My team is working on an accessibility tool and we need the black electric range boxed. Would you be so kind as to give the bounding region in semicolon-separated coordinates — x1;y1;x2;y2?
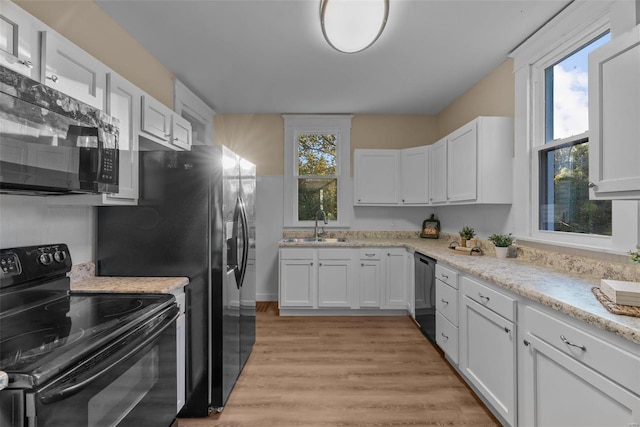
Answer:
0;244;179;427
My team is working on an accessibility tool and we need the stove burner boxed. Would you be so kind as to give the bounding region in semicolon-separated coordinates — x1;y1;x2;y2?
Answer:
44;297;145;318
0;326;85;366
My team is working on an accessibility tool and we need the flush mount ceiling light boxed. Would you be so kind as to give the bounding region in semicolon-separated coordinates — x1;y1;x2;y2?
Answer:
320;0;389;54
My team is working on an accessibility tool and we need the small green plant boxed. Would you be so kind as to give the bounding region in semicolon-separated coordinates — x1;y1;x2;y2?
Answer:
459;226;476;240
488;233;515;247
630;247;640;264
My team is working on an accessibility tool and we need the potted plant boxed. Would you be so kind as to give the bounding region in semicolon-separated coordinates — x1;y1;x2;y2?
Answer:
460;226;476;247
488;233;515;259
629;247;640;264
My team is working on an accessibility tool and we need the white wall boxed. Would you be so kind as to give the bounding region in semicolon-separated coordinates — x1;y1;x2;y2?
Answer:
0;195;95;263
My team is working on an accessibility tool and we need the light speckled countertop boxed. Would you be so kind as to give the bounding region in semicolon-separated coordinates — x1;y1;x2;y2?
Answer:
71;276;189;295
279;237;640;345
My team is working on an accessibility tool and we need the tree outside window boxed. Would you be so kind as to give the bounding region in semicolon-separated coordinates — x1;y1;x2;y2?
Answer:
539;32;612;236
297;133;338;221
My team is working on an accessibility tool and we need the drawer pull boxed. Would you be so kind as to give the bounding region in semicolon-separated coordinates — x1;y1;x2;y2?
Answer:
560;335;586;351
441;273;449;279
478;293;490;302
523;339;530;346
365;253;375;257
441;299;449;306
440;332;449;340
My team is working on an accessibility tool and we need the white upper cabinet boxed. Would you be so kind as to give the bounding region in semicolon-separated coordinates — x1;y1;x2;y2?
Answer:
588;24;640;199
140;94;192;151
354;149;400;205
42;31;107;110
0;1;40;80
429;138;447;204
174;79;215;146
400;145;430;205
447;117;513;204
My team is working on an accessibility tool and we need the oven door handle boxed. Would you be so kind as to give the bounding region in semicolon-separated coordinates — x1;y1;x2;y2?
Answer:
39;307;179;404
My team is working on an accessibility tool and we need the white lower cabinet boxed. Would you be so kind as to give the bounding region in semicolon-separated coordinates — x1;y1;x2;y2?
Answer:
459;276;517;426
519;305;640;426
317;249;353;308
278;246;408;313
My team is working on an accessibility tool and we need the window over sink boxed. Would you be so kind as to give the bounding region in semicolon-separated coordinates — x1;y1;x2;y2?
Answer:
283;115;352;228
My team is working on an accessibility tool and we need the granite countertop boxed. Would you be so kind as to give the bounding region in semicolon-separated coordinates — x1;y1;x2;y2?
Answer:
71;276;189;295
279;237;640;345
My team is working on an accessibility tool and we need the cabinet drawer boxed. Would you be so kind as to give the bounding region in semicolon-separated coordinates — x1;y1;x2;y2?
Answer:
435;264;458;289
436;279;458;326
526;306;640;395
279;248;314;260
460;276;516;321
359;248;381;260
436;311;458;365
318;248;353;260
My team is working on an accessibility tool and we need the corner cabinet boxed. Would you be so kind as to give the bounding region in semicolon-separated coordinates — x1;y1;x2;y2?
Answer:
588;24;640;199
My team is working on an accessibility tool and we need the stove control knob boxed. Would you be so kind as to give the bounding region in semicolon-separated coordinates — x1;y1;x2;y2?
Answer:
53;250;67;263
39;253;53;266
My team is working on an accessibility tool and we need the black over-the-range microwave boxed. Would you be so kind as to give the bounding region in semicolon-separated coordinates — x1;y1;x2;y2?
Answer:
0;65;119;195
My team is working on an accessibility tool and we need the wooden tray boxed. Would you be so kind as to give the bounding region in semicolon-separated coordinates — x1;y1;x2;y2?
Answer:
592;287;640;318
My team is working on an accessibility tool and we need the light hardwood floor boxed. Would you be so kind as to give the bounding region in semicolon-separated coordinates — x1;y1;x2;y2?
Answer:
178;303;499;426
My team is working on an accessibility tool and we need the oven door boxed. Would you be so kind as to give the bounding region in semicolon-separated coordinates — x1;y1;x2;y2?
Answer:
3;305;178;427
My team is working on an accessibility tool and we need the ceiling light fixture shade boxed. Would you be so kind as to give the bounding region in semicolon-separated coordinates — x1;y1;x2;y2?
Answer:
320;0;389;54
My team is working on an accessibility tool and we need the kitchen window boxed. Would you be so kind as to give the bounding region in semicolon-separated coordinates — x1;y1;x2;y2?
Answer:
283;115;352;228
511;1;639;253
538;32;612;236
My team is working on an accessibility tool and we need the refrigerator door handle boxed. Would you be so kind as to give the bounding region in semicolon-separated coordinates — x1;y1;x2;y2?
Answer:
233;197;249;290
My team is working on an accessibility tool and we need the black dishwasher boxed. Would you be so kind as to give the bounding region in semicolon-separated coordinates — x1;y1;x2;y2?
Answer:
414;252;436;343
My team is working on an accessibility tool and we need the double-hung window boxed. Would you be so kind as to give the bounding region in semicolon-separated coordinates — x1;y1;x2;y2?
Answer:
283;115;352;228
511;1;639;253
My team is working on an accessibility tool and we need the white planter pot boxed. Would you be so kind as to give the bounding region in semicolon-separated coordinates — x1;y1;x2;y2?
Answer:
495;246;509;259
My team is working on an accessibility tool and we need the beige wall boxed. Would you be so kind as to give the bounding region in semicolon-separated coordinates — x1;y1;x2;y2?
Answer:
435;58;515;139
16;0;175;108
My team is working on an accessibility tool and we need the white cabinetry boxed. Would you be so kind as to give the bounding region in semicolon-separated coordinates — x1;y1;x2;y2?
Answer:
383;248;407;309
519;306;640;426
358;249;382;307
174;289;187;412
0;1;40;79
459;276;517;426
174;79;215;146
435;264;459;364
279;248;316;308
446;117;513;204
354;150;399;205
400;146;429;204
429;139;447;204
140;94;192;151
42;31;107;110
318;249;353;308
588;24;640;199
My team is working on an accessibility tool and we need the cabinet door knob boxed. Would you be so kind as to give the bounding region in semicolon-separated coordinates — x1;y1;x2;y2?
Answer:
504;327;511;333
319;262;322;266
310;262;313;266
47;74;59;83
523;339;530;347
588;182;597;189
361;263;364;267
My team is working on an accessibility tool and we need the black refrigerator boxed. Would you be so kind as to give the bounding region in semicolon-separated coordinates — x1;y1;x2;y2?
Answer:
96;144;256;416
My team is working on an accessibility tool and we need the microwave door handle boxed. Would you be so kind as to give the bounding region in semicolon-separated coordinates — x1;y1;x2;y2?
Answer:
39;309;178;404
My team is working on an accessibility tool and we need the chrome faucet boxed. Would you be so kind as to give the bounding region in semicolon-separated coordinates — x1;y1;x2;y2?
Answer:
314;210;328;239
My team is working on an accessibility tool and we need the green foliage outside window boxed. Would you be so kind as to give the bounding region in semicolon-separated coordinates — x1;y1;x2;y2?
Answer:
297;134;338;221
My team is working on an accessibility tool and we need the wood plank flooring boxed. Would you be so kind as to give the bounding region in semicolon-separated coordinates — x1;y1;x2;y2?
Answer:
178;303;499;426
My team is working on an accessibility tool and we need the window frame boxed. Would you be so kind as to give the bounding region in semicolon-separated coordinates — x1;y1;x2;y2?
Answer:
283;115;352;228
511;0;638;254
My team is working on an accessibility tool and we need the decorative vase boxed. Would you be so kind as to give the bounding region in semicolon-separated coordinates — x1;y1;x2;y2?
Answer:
495;246;509;259
468;238;477;248
460;237;467;247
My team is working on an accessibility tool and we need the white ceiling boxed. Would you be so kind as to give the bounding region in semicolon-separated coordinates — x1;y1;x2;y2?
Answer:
95;0;571;115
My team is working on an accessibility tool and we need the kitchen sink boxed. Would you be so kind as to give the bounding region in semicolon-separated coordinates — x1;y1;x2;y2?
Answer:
281;237;349;243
